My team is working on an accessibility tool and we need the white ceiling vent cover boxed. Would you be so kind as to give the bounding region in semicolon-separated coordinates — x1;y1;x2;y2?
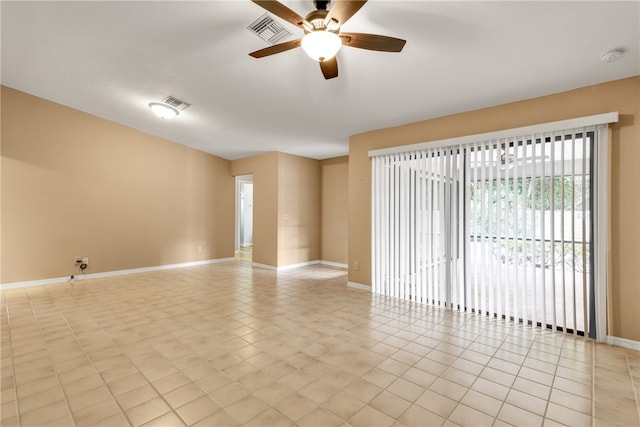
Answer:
162;96;190;111
247;13;292;45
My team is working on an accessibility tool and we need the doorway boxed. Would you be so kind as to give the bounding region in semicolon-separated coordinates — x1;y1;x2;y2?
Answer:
236;174;253;261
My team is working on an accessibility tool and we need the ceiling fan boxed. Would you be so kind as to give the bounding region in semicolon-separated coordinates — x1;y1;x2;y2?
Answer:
248;0;406;79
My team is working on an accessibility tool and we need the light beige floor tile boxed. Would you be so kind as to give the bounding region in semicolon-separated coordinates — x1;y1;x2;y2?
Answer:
505;388;547;416
195;371;233;393
400;367;438;389
245;408;293;427
140;411;187;427
498;403;543;427
370;390;412;419
107;372;149;396
348;404;396;427
72;398;122;427
512;377;551;400
192;409;240;427
428;377;468;401
224;394;270;424
16;378;62;406
549;387;592;415
253;381;295;405
116;383;159;410
321;390;366;421
208;381;251;407
449;403;495;426
414;389;458;419
299;379;340;405
278;370;316;391
126;396;171;426
362;368;398;389
297;407;344;427
343;378;384;404
546;402;593;426
164;382;206;409
386;377;425;402
459;389;503;417
152;371;192;394
68;385;112;413
273;392;319;422
1;401;17;421
398;404;446;427
92;411;131;427
3;263;640;427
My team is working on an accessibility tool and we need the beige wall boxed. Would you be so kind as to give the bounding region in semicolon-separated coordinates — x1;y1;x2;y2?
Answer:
1;86;235;283
349;77;640;341
320;156;348;265
278;153;321;267
231;152;323;268
230;153;279;267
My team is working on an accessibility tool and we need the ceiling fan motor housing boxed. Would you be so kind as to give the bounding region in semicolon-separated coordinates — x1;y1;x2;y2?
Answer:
314;1;330;10
304;9;339;33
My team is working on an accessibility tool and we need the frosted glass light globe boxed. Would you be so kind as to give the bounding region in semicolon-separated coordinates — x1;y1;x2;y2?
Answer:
301;31;342;62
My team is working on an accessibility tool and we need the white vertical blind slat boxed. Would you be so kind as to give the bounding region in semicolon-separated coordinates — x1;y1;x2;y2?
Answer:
582;130;589;334
511;140;520;324
540;137;547;328
571;134;577;334
550;133;557;332
496;141;503;321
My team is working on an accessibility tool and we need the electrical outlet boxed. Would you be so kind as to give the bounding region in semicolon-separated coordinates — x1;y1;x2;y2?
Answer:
75;256;82;263
354;261;360;271
82;257;89;265
197;245;202;254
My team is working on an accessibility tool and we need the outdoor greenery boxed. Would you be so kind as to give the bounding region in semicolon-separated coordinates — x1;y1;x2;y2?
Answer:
469;176;590;271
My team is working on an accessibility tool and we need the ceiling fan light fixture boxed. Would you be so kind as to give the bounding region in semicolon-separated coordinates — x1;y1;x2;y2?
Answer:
149;102;179;119
301;30;341;62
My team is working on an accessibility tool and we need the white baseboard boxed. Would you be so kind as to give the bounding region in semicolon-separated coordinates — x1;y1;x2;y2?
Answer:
277;260;321;271
0;258;235;290
251;262;277;271
607;335;640;351
252;260;348;272
320;261;348;269
2;258;349;290
347;281;371;291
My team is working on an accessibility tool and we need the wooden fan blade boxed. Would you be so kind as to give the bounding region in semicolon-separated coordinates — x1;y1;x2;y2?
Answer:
340;32;406;52
320;57;338;79
249;38;302;58
325;0;367;26
251;0;307;28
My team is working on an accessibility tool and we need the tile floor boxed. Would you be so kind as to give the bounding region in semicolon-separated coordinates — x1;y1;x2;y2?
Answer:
1;260;639;427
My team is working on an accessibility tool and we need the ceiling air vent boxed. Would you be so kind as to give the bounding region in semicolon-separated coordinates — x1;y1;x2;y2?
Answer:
247;13;292;45
162;96;190;111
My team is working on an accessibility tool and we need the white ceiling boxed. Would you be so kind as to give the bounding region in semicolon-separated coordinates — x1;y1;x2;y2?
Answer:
2;1;639;160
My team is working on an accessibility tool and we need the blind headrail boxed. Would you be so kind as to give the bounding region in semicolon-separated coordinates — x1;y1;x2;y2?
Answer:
368;112;619;158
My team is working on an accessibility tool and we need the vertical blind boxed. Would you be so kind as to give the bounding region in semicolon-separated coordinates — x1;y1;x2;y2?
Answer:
371;124;607;336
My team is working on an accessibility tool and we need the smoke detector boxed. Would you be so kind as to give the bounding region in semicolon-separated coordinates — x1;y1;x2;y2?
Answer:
600;49;623;63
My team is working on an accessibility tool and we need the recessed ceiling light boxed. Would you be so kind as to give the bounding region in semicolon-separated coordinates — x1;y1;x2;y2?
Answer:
600;49;624;64
149;102;179;119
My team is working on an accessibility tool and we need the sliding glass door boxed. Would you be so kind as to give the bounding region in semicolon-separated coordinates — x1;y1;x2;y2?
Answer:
466;133;593;334
372;126;602;337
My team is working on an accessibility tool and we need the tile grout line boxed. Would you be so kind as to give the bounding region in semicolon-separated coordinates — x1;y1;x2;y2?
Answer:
627;351;640;424
4;297;23;427
591;341;596;427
